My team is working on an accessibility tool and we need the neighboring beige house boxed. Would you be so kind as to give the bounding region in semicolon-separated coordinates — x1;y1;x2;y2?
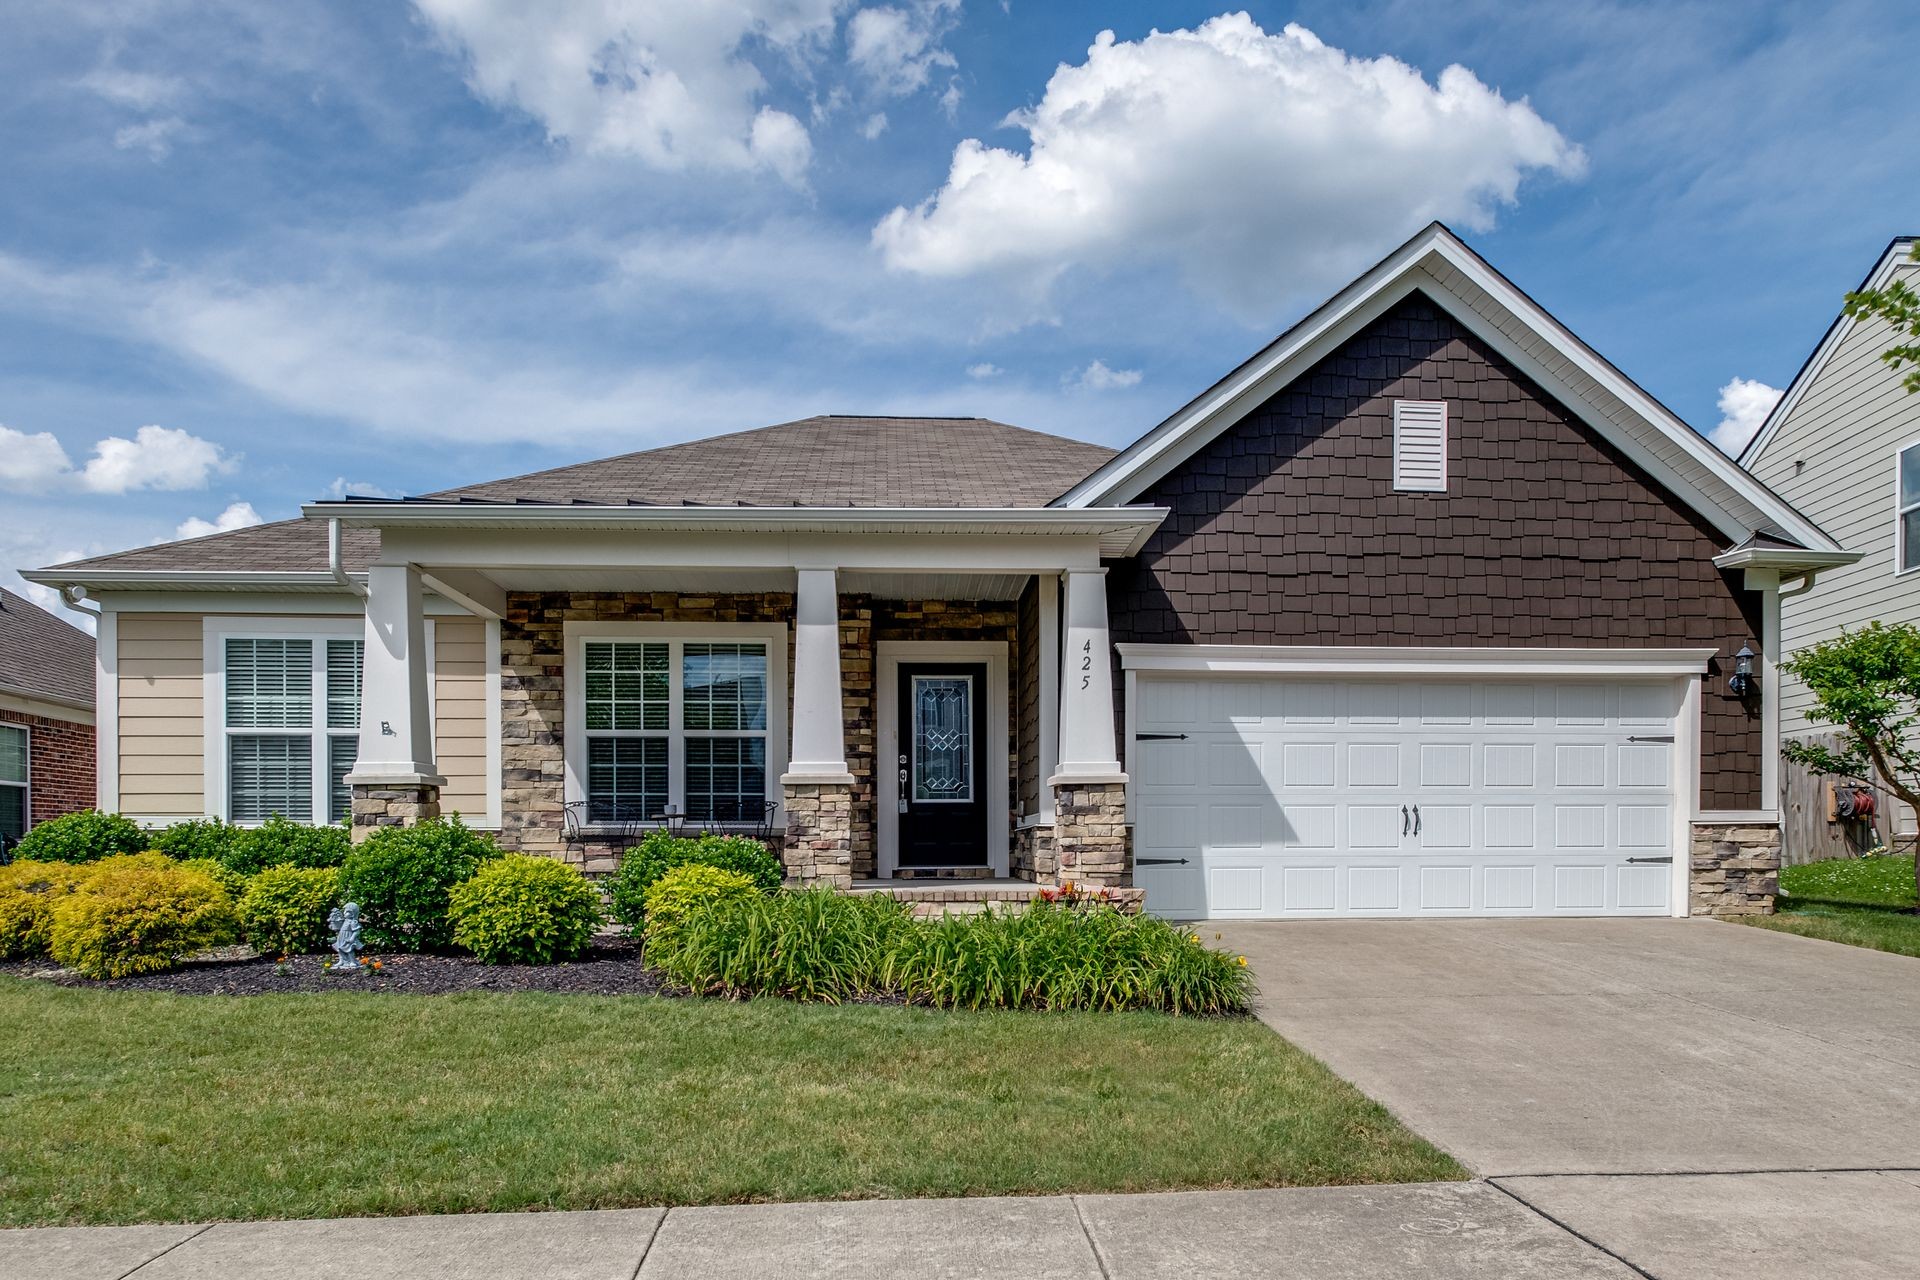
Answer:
1741;236;1920;856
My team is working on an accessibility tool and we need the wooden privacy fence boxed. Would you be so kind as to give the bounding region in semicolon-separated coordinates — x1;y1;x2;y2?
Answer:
1780;730;1916;865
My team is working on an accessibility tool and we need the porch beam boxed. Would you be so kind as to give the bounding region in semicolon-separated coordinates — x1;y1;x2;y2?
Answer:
420;567;507;620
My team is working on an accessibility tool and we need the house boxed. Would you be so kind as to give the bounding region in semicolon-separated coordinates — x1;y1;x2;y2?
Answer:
1739;236;1920;861
23;224;1854;918
0;588;97;850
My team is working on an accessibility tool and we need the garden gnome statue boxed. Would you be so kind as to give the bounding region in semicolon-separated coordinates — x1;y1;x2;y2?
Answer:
328;903;364;972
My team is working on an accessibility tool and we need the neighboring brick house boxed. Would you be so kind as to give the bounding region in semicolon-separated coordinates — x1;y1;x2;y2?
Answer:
0;588;96;848
25;224;1854;919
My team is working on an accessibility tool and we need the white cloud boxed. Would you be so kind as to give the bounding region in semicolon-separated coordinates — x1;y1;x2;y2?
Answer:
112;116;185;159
173;501;263;541
848;2;959;97
0;425;76;489
965;361;1001;379
873;15;1584;318
79;425;235;494
1071;359;1141;391
1707;376;1783;455
324;477;402;500
0;421;233;494
860;111;889;139
76;67;186;110
410;0;844;183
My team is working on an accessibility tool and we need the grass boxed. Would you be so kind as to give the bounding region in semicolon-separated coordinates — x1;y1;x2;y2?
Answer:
1739;854;1920;958
0;979;1463;1226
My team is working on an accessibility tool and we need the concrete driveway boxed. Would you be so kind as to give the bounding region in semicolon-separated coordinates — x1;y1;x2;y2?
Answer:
1220;916;1920;1276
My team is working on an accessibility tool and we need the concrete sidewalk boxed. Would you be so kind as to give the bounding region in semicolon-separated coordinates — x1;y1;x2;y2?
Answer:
10;1174;1920;1280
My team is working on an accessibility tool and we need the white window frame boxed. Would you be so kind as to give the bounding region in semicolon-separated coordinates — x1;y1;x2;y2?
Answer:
0;722;28;841
203;617;435;826
1897;437;1920;575
562;621;789;829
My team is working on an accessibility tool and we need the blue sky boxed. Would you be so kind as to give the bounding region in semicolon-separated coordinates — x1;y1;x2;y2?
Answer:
2;1;1915;609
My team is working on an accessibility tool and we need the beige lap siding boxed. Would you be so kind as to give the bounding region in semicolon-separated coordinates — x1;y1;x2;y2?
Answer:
433;618;490;823
117;613;204;818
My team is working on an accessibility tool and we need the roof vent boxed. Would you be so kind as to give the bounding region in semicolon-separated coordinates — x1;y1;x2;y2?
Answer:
1392;399;1448;492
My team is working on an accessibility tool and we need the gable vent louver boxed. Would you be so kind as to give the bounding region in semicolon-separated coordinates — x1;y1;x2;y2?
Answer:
1392;399;1448;492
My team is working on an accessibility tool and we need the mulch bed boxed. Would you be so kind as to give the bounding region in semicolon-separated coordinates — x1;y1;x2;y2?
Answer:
1;935;678;997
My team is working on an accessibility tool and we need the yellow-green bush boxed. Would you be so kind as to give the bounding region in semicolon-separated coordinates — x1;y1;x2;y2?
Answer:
179;857;249;904
447;854;603;964
47;859;238;979
238;866;340;956
0;860;95;959
641;864;760;943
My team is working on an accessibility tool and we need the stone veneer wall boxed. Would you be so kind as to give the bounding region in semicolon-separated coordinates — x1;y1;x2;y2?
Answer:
350;783;441;839
1689;822;1781;916
1012;822;1056;882
500;591;795;871
783;781;854;887
1052;782;1129;888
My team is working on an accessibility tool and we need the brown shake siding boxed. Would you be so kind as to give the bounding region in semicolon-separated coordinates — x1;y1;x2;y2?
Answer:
1108;292;1764;810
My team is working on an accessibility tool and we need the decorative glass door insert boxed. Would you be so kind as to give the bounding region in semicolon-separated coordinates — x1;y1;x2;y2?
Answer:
911;674;974;803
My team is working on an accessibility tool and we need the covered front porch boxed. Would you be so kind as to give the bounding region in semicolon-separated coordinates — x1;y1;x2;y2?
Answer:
320;502;1164;890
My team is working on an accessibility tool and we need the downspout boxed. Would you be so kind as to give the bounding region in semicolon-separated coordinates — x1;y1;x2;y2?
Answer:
1778;570;1818;600
329;519;368;599
57;584;100;620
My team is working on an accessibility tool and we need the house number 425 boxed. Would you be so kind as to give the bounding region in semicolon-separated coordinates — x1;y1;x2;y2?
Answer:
1081;639;1092;690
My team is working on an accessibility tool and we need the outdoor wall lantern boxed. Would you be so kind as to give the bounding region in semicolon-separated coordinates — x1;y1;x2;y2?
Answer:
1728;645;1757;699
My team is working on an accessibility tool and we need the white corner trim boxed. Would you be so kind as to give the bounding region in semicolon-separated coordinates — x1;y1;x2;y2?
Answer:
1674;672;1703;917
1116;643;1720;678
875;639;1011;878
95;607;118;813
1694;810;1781;824
559;620;790;820
484;616;503;830
1037;572;1060;824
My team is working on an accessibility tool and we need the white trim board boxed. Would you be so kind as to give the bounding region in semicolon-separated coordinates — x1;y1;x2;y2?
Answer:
876;640;1011;878
1117;644;1719;678
1058;223;1841;555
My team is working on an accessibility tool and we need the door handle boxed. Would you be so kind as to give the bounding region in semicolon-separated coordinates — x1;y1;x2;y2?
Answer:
1402;805;1409;836
1413;805;1421;836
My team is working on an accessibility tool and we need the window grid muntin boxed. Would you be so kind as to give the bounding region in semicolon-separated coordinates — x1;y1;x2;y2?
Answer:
226;638;313;728
579;637;771;826
230;735;313;824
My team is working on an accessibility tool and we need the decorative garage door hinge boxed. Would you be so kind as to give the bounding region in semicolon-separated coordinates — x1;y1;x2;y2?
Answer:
1627;735;1675;743
1134;732;1189;741
1625;856;1674;864
1136;857;1191;865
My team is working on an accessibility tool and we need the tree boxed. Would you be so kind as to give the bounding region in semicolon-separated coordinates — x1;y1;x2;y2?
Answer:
1843;242;1920;393
1781;621;1920;897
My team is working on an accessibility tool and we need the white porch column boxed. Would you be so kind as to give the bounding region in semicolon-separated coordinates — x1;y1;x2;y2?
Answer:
347;563;442;785
784;568;852;781
1050;567;1125;783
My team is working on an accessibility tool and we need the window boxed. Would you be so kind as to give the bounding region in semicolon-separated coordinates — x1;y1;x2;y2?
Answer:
222;635;363;824
572;631;781;826
1900;442;1920;572
0;723;26;844
1392;399;1448;492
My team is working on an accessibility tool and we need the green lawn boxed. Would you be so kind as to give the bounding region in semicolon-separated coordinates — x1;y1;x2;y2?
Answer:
0;979;1462;1226
1740;854;1920;958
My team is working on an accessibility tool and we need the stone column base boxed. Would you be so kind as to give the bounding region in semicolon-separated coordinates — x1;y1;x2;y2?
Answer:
1051;781;1129;888
1012;823;1056;883
783;781;854;889
1689;821;1781;916
350;783;442;842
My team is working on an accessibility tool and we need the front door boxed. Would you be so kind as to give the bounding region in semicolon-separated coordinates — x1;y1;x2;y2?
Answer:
897;662;990;866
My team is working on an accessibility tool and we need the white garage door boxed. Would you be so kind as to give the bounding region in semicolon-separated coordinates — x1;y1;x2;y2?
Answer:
1131;676;1681;918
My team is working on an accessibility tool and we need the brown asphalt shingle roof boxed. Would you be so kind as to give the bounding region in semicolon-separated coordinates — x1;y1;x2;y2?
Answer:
0;588;94;709
40;416;1115;576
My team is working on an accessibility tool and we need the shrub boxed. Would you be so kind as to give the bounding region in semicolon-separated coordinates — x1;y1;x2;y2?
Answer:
641;864;760;942
337;816;500;952
11;811;148;864
225;816;351;875
647;892;1253;1015
151;818;241;864
605;831;782;932
47;859;238;979
239;866;341;956
448;855;603;964
179;857;249;904
0;860;95;959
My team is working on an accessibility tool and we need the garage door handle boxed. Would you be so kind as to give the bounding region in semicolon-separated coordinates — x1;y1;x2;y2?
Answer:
1402;805;1410;836
1413;805;1421;836
1626;856;1674;864
1137;857;1190;865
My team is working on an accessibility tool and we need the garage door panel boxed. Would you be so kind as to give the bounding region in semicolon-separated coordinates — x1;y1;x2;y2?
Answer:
1135;673;1679;920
